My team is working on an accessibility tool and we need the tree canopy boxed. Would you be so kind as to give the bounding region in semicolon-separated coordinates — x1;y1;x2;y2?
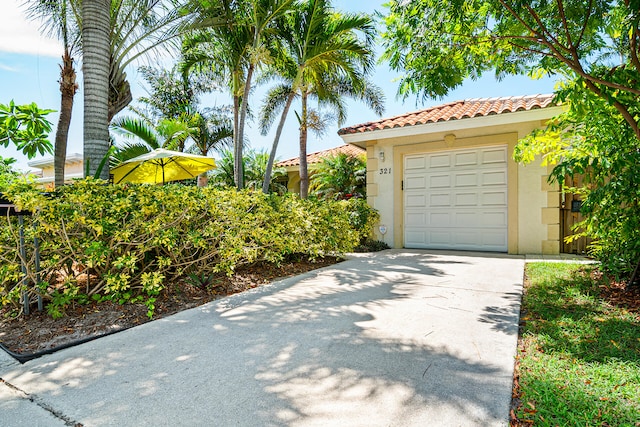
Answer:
381;0;640;138
0;101;54;159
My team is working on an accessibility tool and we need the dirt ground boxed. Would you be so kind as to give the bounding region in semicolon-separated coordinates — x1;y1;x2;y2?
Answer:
0;256;341;356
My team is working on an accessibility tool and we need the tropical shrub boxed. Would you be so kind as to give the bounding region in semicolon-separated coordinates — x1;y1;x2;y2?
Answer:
341;197;379;245
310;152;366;200
515;87;640;279
0;157;20;192
209;149;287;193
1;180;359;317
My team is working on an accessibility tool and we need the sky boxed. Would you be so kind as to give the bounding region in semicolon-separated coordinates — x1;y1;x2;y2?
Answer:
0;0;557;172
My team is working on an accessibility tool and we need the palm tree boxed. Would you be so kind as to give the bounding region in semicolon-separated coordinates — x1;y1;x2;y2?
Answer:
81;0;191;179
106;0;190;121
209;148;286;191
258;0;384;197
111;108;232;187
110;114;197;163
182;0;294;190
82;0;111;180
310;152;366;200
185;108;234;186
26;0;81;187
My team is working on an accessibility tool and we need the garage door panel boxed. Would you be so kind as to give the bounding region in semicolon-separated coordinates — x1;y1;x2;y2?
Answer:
482;148;507;164
454;211;478;227
405;230;427;246
429;212;450;227
455;173;478;187
406;156;426;170
429;174;450;188
454;151;478;167
430;230;452;245
406;212;426;227
454;192;478;206
430;154;450;168
405;176;426;190
482;191;507;206
406;194;427;208
482;170;507;186
482;231;507;247
430;193;451;206
482;211;507;227
453;231;481;246
404;146;508;252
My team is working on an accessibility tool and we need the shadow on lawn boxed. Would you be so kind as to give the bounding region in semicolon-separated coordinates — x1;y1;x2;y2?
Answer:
524;267;640;363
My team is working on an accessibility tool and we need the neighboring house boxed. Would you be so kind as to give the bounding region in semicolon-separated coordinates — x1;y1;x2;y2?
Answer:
276;144;366;193
338;94;566;255
27;153;84;188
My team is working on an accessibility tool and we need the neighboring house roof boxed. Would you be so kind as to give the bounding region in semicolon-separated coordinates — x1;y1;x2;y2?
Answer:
277;144;366;168
27;153;83;169
338;94;556;135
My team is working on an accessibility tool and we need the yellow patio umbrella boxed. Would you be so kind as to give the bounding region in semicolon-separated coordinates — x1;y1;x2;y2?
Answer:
111;148;216;185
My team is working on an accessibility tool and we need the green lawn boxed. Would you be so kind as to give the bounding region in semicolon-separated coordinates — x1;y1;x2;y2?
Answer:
516;263;640;426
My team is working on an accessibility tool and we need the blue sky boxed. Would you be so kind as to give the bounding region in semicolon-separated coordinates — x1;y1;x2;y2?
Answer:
0;0;557;172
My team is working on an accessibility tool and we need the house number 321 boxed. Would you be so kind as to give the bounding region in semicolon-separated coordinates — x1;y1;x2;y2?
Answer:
379;168;391;175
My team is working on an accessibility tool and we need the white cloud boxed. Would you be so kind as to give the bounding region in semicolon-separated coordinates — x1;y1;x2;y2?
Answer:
0;2;62;57
0;62;19;72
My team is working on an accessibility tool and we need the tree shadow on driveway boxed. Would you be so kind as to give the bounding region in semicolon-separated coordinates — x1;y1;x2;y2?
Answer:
1;250;525;427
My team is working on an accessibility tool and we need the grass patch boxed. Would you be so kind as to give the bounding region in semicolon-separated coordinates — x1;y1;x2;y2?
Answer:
515;263;640;426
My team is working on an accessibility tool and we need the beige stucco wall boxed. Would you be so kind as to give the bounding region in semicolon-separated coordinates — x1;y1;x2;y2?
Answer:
27;154;85;189
343;108;563;254
39;161;84;179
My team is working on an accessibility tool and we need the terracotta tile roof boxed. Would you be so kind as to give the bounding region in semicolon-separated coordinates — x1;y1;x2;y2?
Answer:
277;144;366;167
338;94;557;135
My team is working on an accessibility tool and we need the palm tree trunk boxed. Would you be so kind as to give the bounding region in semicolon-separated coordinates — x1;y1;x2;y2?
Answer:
82;0;111;180
54;48;78;187
299;91;309;199
235;63;255;190
262;91;295;194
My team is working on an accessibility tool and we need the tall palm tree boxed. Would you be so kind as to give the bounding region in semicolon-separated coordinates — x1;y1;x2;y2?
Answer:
258;0;384;197
106;0;190;121
182;0;294;189
26;0;81;187
83;0;111;180
81;0;191;179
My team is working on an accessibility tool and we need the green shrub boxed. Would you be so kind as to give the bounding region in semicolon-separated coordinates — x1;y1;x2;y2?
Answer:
1;180;359;317
354;238;391;253
340;197;380;245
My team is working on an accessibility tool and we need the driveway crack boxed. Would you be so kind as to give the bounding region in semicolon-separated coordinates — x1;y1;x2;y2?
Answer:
1;378;83;427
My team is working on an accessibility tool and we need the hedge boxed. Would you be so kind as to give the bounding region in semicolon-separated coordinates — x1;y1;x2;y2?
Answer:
1;179;375;317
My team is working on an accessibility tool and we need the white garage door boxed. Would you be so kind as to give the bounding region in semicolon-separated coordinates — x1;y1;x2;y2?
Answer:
404;146;508;251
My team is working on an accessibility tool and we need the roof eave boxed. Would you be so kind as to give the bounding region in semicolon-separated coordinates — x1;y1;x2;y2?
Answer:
27;153;84;169
339;106;565;145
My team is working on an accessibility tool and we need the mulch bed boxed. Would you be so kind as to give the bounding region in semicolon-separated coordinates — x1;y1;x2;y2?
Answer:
0;256;342;357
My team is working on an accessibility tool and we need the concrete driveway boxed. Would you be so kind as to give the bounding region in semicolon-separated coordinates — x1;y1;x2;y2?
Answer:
1;250;525;427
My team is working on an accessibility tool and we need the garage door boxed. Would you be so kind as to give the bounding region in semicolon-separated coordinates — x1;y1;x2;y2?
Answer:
404;146;508;251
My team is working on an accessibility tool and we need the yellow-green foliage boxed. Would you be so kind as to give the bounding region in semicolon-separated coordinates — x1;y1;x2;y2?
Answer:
1;179;360;316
